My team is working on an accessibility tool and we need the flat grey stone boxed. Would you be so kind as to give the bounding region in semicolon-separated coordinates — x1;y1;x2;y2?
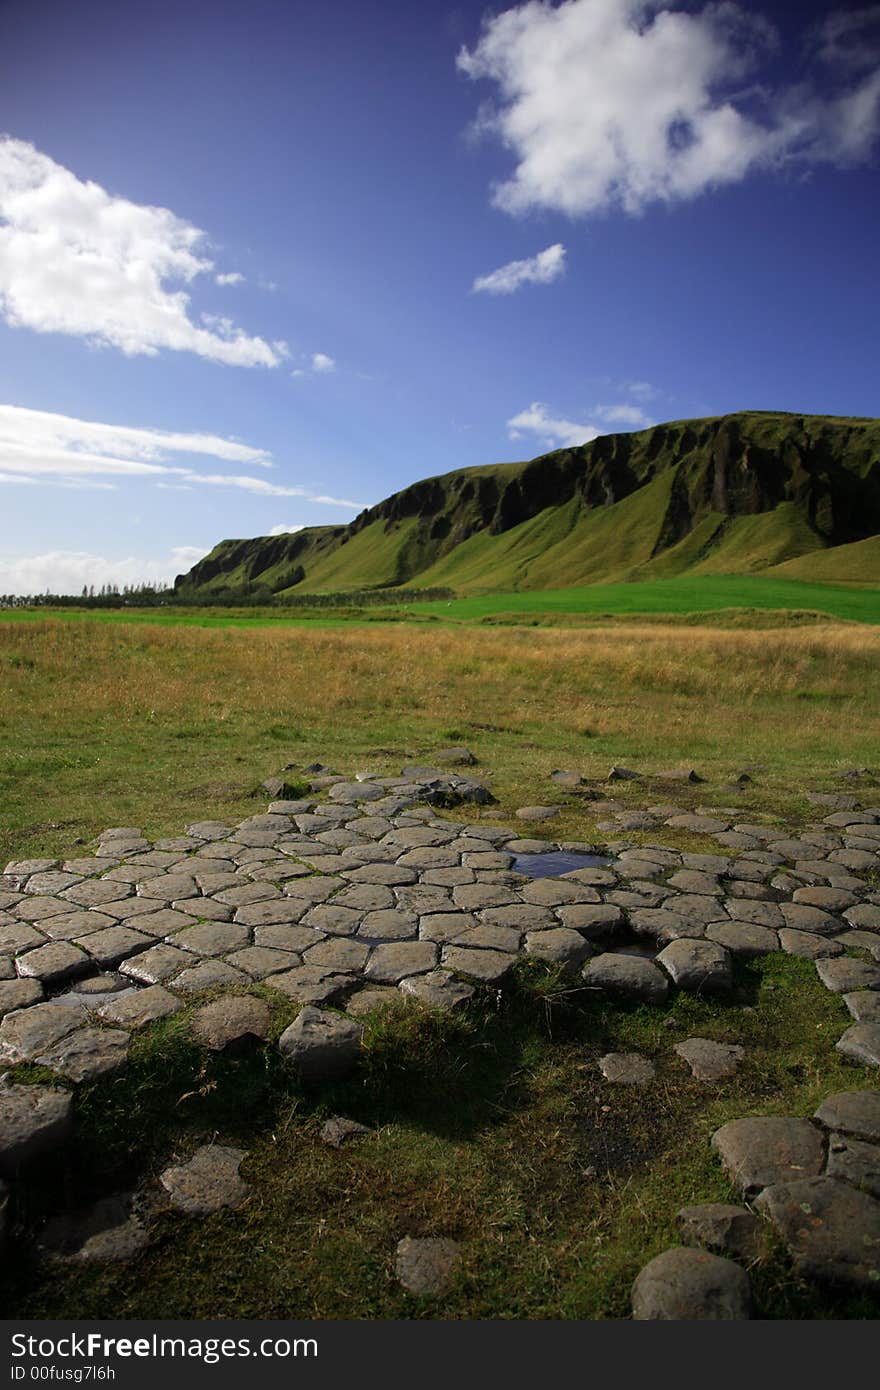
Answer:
632;1247;751;1319
38;1194;148;1263
96;985;182;1029
657;939;732;994
40;910;116;942
630;908;700;944
74;926;152;967
582;953;669;1004
185;821;234;841
303;937;370;973
0;1001;85;1063
278;1006;363;1080
0;978;43;1016
345;986;402;1017
720;899;784;930
837;930;880;961
711;1117;825;1196
844;904;880;930
266;967;356;1006
225;946;301;979
252;925;324;953
778;929;844;960
675;1038;745;1081
333;885;395;912
755;1176;880;1289
519;879;600;907
836;1022;880;1067
816;957;880;994
344;863;417;886
169;922;250;957
320;1115;373;1148
793;887;858;911
14;895;77;924
599;1052;655;1085
780;904;843;936
515;806;560;822
440;946;517;984
0;920;46;955
811;1084;878;1139
843;991;880;1022
36;1027;129;1083
0;1084;73;1170
120;944;192;984
705;922;778;957
300;905;363;937
418;912;476;944
357;909;418;941
170;960;250;995
555;903;622;937
675;1204;764;1262
365;941;438;983
665;814;729;835
16;940;90;984
191;995;271;1051
160;1144;249;1214
395;1235;461;1296
524;928;593;970
452;924;521;952
399;969;474;1012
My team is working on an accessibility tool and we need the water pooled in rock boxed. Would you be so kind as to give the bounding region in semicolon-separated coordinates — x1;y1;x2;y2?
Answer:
512;851;610;879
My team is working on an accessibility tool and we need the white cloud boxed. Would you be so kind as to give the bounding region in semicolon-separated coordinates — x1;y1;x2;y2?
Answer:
311;352;336;372
268;524;306;536
472;242;566;294
508;397;654;449
0;137;285;365
215;271;244;286
507;402;600;450
0;546;211;596
0;403;363;508
458;0;880;218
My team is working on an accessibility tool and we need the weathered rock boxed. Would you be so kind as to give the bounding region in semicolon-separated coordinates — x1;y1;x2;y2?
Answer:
675;1204;763;1261
278;1006;363;1080
816;957;880;994
779;904;843;937
440;946;517;984
345;986;402;1017
631;1247;751;1319
0;1001;85;1064
304;937;370;974
515;806;560;822
364;941;438;983
524;928;593;971
35;1028;129;1083
169;922;250;957
434;747;477;766
0;1084;73;1170
582;953;669;1004
657;939;732;994
711;1117;825;1196
15;940;89;985
395;1236;461;1296
399;968;475;1012
191;995;271;1052
38;1194;149;1263
160;1144;249;1215
836;1022;880;1068
168;960;251;995
675;1038;745;1081
826;1133;880;1197
120;944;192;985
95;985;182;1029
320;1116;372;1148
755;1176;880;1289
843;991;880;1023
555;903;622;937
778;929;844;960
0;978;43;1016
599;1052;655;1085
74;926;153;968
705;922;778;957
265;967;355;1006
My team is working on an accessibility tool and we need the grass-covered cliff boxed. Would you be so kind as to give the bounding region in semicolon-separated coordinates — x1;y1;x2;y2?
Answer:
175;411;880;597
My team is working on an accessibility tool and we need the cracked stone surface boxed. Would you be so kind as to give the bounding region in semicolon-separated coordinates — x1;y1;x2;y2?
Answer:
755;1176;880;1290
599;1052;655;1085
160;1145;250;1215
675;1038;745;1082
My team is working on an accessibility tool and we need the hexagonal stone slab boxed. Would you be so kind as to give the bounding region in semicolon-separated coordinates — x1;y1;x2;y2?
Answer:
440;946;517;984
755;1176;880;1289
399;969;474;1012
345;986;402;1018
160;1144;249;1215
120;944;193;985
779;904;842;937
304;937;371;974
705;923;778;957
555;903;622;938
365;941;438;983
711;1117;825;1197
16;940;90;985
0;1001;85;1063
826;1133;880;1197
599;1052;655;1085
395;1236;462;1296
582;953;669;1004
0;978;43;1017
843;991;880;1023
95;986;182;1029
278;1006;363;1080
778;929;844;960
169;960;250;995
675;1038;745;1081
0;1084;73;1171
632;1247;751;1319
675;1204;763;1262
814;1090;880;1142
836;1023;880;1068
35;1027;129;1083
524;927;594;970
190;995;271;1052
657;939;732;994
74;926;153;968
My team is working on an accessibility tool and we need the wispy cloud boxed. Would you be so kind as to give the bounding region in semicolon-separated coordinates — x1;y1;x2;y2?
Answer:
0;404;363;508
215;271;245;286
508;397;654;450
459;0;880;218
472;243;566;295
0;137;285;365
311;352;336;372
0;546;211;597
268;524;306;536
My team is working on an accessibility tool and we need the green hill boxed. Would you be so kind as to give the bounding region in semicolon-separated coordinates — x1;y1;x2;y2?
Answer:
175;411;880;598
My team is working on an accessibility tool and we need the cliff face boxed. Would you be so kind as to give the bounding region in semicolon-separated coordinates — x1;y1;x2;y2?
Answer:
175;411;880;596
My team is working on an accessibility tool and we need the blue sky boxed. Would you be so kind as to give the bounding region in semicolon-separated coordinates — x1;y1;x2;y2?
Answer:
1;0;878;592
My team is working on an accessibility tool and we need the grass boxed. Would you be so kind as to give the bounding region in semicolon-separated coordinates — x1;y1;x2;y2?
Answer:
1;609;879;1318
2;959;877;1319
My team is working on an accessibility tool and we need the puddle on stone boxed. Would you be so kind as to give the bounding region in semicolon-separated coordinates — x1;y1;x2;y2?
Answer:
511;851;610;879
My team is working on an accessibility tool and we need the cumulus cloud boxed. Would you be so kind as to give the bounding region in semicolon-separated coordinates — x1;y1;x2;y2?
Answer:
472;242;566;294
0;403;363;507
508;397;654;449
458;0;880;217
0;545;211;596
0;138;285;365
311;352;336;372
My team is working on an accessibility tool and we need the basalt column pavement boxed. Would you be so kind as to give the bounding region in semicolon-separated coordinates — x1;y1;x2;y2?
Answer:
1;762;879;1312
